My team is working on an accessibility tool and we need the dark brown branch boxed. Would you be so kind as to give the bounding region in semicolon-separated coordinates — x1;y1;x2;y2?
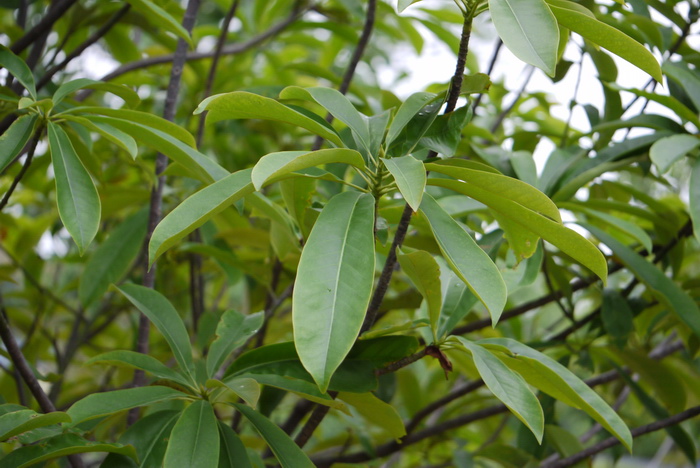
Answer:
10;0;79;55
542;406;700;468
36;4;131;91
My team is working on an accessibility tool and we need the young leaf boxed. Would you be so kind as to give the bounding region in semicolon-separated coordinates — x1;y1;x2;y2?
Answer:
480;338;633;450
649;134;700;174
386;92;438;147
208;378;261;407
125;0;194;47
454;337;544;443
0;45;36;99
48;122;101;255
280;86;371;151
489;0;559;76
67;387;190;426
429;178;608;283
163;401;219;468
419;193;507;324
418;104;473;157
293;191;375;392
87;350;194;389
117;284;197;382
195;91;343;146
207;310;264;378
232;404;315;468
79;208;148;307
252;148;365;190
548;3;662;81
338;392;406;439
218;422;253;468
585;224;700;339
397;249;441;341
0;410;71;442
0;114;37;173
0;434;137;467
149;169;254;265
381;155;426;211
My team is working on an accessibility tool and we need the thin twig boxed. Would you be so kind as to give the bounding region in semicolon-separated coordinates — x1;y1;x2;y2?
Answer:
10;0;79;55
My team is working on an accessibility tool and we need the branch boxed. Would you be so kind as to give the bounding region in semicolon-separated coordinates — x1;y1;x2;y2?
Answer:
0;126;42;213
542;406;700;468
10;0;79;55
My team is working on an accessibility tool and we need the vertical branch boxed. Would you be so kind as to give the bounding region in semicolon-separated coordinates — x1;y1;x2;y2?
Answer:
130;0;201;421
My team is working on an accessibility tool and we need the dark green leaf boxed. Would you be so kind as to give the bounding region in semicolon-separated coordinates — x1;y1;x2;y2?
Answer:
87;350;194;389
0;44;36;98
0;114;36;173
382;155;426;211
218;422;252;468
0;410;70;442
207;310;264;378
163;401;219;468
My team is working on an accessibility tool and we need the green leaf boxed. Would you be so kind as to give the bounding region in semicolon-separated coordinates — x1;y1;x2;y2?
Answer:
691;158;700;244
195;91;342;146
436;260;478;338
0;114;36;173
0;433;137;468
585;224;700;339
480;338;633;450
0;45;36;98
397;0;422;12
428;178;607;283
102;410;179;468
67;386;190;426
663;62;700;112
79;208;148;307
397;249;441;341
149;169;254;265
548;4;662;81
381;155;426;211
232;404;315;468
87;350;194;389
387;93;445;157
52;79;140;107
338;392;406;439
607;84;700;128
218;422;252;468
125;0;194;47
0;410;70;442
48;122;101;255
386;92;437;147
117;284;196;383
163;401;219;468
454;337;544;442
207;310;264;378
61;115;138;159
489;0;559;76
236;374;348;412
418;104;472;157
279;86;371;152
601;289;634;347
650;134;700;174
208;378;261;407
419;193;507;324
293;191;375;392
252;148;365;190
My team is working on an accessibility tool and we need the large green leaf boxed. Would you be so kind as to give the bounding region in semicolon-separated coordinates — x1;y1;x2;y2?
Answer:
218;422;252;468
251;149;365;190
87;350;193;389
48;122;101;255
397;249;441;341
117;284;196;383
454;337;544;442
0;434;137;468
79;208;148;307
382;155;426;211
480;338;633;450
279;86;371;152
67;386;190;426
232;404;315;468
489;0;559;76
195;91;342;146
52;79;140;107
649;134;700;174
419;193;507;324
163;401;219;468
61;115;138;159
0;410;70;442
0;114;37;173
585;224;700;339
125;0;194;46
102;411;179;468
293;191;375;392
548;3;662;81
663;62;700;112
206;310;264;378
429;179;607;282
0;45;36;99
149;169;254;265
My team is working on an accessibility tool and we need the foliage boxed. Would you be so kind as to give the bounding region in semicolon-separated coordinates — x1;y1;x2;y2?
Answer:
1;0;700;467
